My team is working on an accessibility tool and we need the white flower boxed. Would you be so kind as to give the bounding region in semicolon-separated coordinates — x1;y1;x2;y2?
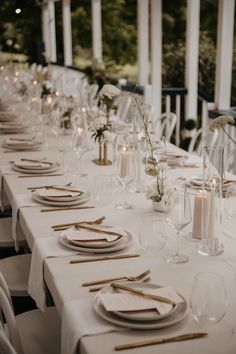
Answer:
145;179;175;202
93;116;107;130
103;130;116;143
99;84;121;99
44;80;53;90
209;115;234;131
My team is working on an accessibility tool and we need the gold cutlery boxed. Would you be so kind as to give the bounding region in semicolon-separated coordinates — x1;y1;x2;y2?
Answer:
52;216;106;231
41;206;95;212
20;158;54;165
28;185;83;193
82;269;151;287
4;149;42;153
18;174;64;178
75;224;124;238
89;277;151;292
114;332;208;351
70;254;140;264
111;283;176;305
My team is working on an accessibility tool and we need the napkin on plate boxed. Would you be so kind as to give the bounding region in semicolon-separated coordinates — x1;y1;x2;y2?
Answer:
65;226;126;243
28;237;79;311
14;160;47;169
61;297;125;354
100;286;183;315
38;189;81;198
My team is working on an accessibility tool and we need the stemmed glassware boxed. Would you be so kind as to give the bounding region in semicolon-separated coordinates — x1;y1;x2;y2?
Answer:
190;272;227;327
71;119;89;177
164;188;192;264
139;216;167;254
115;145;136;209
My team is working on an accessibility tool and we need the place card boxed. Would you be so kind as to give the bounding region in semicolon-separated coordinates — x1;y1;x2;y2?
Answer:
100;286;183;315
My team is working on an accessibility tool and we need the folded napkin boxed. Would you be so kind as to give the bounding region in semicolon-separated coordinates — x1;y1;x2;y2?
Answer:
64;226;126;243
100;286;183;315
61;298;125;354
11;194;39;251
5;138;41;147
14;160;47;169
38;189;81;198
28;237;79;311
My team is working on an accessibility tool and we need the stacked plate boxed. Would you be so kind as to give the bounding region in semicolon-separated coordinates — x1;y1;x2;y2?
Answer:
3;137;42;151
93;282;188;329
185;176;235;191
32;188;91;207
59;226;133;254
0;112;18;122
0;120;29;133
11;159;60;174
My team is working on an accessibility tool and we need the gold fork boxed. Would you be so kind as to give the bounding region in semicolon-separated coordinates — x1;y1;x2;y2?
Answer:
89;276;151;292
82;269;151;287
52;216;106;231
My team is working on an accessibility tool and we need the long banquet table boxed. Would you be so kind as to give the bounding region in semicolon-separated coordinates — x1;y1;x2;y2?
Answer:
0;131;236;354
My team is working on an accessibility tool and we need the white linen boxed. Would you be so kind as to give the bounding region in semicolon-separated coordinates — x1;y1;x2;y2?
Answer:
0;165;17;210
61;298;124;354
28;237;79;311
11;194;39;251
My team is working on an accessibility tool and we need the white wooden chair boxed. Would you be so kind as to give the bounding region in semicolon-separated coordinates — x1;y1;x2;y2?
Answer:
154;112;177;142
0;274;61;354
188;127;218;156
115;95;132;123
0;218;31;297
0;330;18;354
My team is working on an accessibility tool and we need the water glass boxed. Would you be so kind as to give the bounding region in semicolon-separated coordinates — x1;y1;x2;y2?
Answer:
190;272;227;327
139;216;167;254
93;175;114;206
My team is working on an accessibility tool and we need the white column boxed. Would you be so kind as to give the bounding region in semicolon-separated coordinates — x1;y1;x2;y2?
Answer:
185;0;200;119
91;0;102;62
62;0;73;66
150;0;162;120
42;3;50;61
137;0;149;85
215;0;235;109
48;0;57;63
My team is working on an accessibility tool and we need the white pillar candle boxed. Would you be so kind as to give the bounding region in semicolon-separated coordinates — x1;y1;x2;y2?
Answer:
207;182;216;241
76;127;84;146
192;191;209;239
120;147;129;178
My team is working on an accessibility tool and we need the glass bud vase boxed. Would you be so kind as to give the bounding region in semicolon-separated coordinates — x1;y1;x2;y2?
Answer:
93;142;112;166
197;145;224;256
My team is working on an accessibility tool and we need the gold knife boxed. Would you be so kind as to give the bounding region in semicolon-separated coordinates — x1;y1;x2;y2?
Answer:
70;254;140;264
111;283;176;305
114;332;208;351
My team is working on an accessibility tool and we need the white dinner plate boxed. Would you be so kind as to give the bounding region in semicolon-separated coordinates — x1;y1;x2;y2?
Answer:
3;142;42;151
32;191;91;207
0;124;29;134
12;162;60;174
93;284;188;329
59;230;133;254
111;283;178;322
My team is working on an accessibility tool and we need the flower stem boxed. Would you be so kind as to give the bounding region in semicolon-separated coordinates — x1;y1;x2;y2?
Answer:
223;126;236;145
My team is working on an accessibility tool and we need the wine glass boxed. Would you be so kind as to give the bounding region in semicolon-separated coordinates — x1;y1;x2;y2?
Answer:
139;215;167;254
190;272;227;328
71;123;89;177
115;146;136;209
164;188;192;263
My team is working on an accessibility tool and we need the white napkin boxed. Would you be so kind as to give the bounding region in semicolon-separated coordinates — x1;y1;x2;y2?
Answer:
0;165;17;210
28;237;79;311
38;189;80;198
61;298;124;354
14;160;46;168
64;226;125;243
11;194;39;251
